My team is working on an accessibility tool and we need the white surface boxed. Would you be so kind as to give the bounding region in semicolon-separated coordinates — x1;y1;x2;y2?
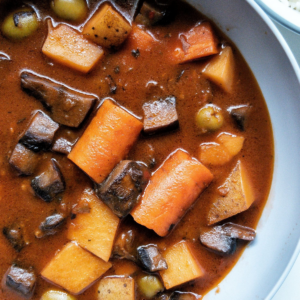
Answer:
190;1;300;299
270;20;300;300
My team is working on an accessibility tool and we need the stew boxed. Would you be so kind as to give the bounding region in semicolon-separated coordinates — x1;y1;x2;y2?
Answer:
0;0;274;299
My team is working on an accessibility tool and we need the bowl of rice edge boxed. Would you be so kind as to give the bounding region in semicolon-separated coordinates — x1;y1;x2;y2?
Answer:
255;0;300;33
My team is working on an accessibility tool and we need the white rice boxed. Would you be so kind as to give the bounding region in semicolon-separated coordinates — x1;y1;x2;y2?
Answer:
279;0;300;11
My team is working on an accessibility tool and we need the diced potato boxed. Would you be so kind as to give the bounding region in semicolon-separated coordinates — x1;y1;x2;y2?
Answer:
160;241;204;289
202;46;235;93
207;160;255;225
42;21;104;73
97;276;135;300
137;274;164;299
217;132;244;156
41;290;77;300
67;189;120;262
41;242;112;295
83;4;132;48
199;142;231;166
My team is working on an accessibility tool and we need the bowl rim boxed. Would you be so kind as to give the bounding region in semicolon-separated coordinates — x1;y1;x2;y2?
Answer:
247;1;300;298
255;0;300;34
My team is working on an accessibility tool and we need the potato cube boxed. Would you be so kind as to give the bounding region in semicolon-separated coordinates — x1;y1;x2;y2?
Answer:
202;46;235;93
207;160;255;225
67;189;120;262
42;21;104;73
217;132;244;157
97;276;135;300
41;242;111;295
160;241;204;289
83;4;132;48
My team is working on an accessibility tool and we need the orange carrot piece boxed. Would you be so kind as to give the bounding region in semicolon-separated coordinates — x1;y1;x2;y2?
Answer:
131;149;213;236
68;99;143;183
42;21;104;73
174;22;219;64
126;24;156;51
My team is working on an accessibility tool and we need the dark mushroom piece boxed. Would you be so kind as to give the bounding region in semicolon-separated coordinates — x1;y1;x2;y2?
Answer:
9;143;39;175
3;223;28;252
5;265;36;298
136;1;166;25
96;160;150;218
35;212;66;238
228;104;251;131
200;226;236;255
137;244;168;272
19;110;59;152
142;96;179;135
31;159;65;203
21;71;97;128
170;291;201;300
112;229;137;261
112;0;143;23
52;137;74;155
200;223;256;255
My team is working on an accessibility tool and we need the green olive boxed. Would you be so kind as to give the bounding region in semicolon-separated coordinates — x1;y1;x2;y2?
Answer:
196;104;224;133
137;274;164;299
1;7;39;40
51;0;88;22
40;290;77;300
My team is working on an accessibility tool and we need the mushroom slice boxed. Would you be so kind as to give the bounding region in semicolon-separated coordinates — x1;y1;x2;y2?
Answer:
137;244;168;272
228;104;251;131
222;222;256;241
31;159;65;202
35;212;66;238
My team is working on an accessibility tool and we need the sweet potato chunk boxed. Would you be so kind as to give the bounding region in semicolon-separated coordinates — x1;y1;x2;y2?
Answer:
31;159;65;202
160;241;204;289
207;160;255;225
202;46;235;93
97;276;135;300
126;25;156;52
21;72;96;127
83;4;132;48
68;99;143;184
96;160;150;217
19;110;59;152
175;22;219;64
42;21;104;73
131;149;213;236
9;143;39;175
41;242;112;295
143;96;179;134
67;189;120;262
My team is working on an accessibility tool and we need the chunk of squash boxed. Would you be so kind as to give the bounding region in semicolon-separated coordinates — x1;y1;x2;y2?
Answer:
160;241;204;289
217;132;244;157
41;242;112;295
174;22;219;64
67;189;120;262
207;160;255;225
202;46;235;93
83;4;132;48
42;21;104;73
126;24;155;51
199;133;244;166
97;276;135;300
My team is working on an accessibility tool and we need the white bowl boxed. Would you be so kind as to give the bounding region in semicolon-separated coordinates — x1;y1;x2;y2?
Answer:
255;0;300;33
187;0;300;299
